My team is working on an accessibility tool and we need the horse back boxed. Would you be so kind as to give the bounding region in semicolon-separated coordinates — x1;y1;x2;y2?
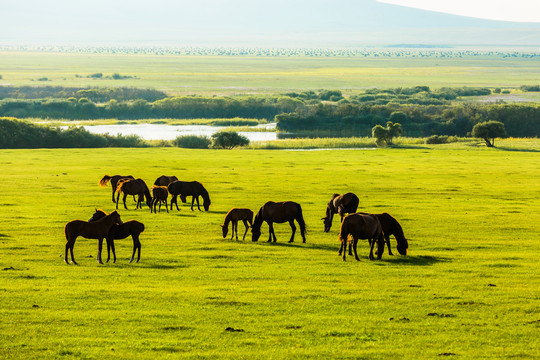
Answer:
263;201;300;223
108;220;144;239
342;213;381;239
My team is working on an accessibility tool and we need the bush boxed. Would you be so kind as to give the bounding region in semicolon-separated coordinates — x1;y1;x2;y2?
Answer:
425;135;449;144
211;131;250;149
173;135;211;149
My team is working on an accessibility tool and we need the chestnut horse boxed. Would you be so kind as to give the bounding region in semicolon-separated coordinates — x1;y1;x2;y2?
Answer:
167;180;211;211
116;178;152;210
338;213;384;261
358;212;408;256
252;201;306;243
64;210;122;264
322;192;359;232
151;185;169;213
221;208;253;241
99;175;135;203
89;209;144;263
154;175;178;187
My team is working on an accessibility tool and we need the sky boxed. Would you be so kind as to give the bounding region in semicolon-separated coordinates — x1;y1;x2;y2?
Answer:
377;0;540;23
0;0;539;46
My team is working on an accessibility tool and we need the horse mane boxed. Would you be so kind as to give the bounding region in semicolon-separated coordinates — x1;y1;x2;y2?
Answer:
99;175;112;187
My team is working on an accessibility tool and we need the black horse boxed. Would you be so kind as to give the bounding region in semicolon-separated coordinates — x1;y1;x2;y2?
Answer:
154;175;178;187
358;212;408;256
322;192;359;232
89;209;144;263
252;201;306;243
167;180;211;211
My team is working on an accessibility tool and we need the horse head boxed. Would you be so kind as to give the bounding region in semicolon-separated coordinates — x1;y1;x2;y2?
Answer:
251;228;261;242
322;206;333;232
88;209;107;222
203;197;211;211
221;224;228;238
396;237;408;256
110;210;123;225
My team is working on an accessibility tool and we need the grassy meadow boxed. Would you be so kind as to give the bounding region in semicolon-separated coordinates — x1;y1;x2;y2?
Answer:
0;146;538;359
2;51;540;95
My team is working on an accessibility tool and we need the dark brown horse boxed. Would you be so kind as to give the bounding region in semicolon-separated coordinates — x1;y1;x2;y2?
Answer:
221;208;253;241
89;209;144;263
154;175;178;187
322;192;359;232
167;180;211;211
252;201;306;243
151;185;169;213
99;175;135;203
358;212;408;256
116;178;152;210
338;213;384;261
64;210;122;265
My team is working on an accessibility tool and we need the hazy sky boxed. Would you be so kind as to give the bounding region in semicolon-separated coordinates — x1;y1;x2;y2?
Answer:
378;0;540;22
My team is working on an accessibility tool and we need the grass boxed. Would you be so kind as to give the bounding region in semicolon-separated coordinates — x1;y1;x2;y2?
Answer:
1;51;540;95
0;145;538;359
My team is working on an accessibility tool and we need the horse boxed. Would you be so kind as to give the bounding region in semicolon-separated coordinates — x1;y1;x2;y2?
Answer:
99;175;135;203
89;209;144;263
322;192;359;232
167;180;211;211
221;208;254;241
358;212;408;256
154;175;178;187
64;210;122;265
151;185;169;213
116;178;152;210
338;213;384;261
252;201;306;243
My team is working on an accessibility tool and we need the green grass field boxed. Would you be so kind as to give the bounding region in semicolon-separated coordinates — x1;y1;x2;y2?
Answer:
0;146;538;359
1;51;540;95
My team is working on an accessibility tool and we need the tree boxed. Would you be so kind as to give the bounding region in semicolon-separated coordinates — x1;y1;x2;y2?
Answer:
471;121;507;147
372;121;402;146
211;131;249;149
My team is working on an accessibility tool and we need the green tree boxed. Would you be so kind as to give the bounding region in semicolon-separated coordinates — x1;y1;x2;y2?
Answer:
372;121;402;146
211;131;249;149
471;121;507;147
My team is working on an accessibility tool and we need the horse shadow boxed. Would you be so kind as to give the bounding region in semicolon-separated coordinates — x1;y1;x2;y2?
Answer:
374;255;450;266
496;147;540;153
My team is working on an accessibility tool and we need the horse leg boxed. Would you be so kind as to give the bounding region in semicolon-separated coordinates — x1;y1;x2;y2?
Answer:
105;237;111;263
110;238;117;263
376;234;384;260
288;220;296;243
97;238;104;264
123;193;128;210
241;219;249;241
353;237;360;261
195;196;202;211
369;238;376;261
111;187;116;203
130;235;141;263
230;221;235;240
116;192;120;210
165;200;169;213
64;237;72;264
66;237;78;265
267;222;274;242
190;196;196;211
385;235;394;256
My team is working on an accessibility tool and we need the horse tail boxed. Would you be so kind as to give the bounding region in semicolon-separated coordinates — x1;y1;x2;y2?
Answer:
99;175;112;187
296;203;307;239
338;215;350;244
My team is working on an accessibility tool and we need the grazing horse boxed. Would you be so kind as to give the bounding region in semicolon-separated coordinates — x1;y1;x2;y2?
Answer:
99;175;135;203
338;213;384;261
322;192;359;232
151;185;169;213
358;212;408;256
221;208;254;241
64;210;122;265
167;180;211;211
116;178;152;210
154;175;178;187
252;201;306;243
89;209;144;263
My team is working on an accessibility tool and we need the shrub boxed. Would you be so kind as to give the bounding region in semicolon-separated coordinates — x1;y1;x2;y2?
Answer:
211;131;250;149
425;135;449;144
173;135;211;149
372;121;402;146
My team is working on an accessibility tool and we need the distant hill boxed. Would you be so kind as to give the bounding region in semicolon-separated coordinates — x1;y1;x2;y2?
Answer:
1;0;539;46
